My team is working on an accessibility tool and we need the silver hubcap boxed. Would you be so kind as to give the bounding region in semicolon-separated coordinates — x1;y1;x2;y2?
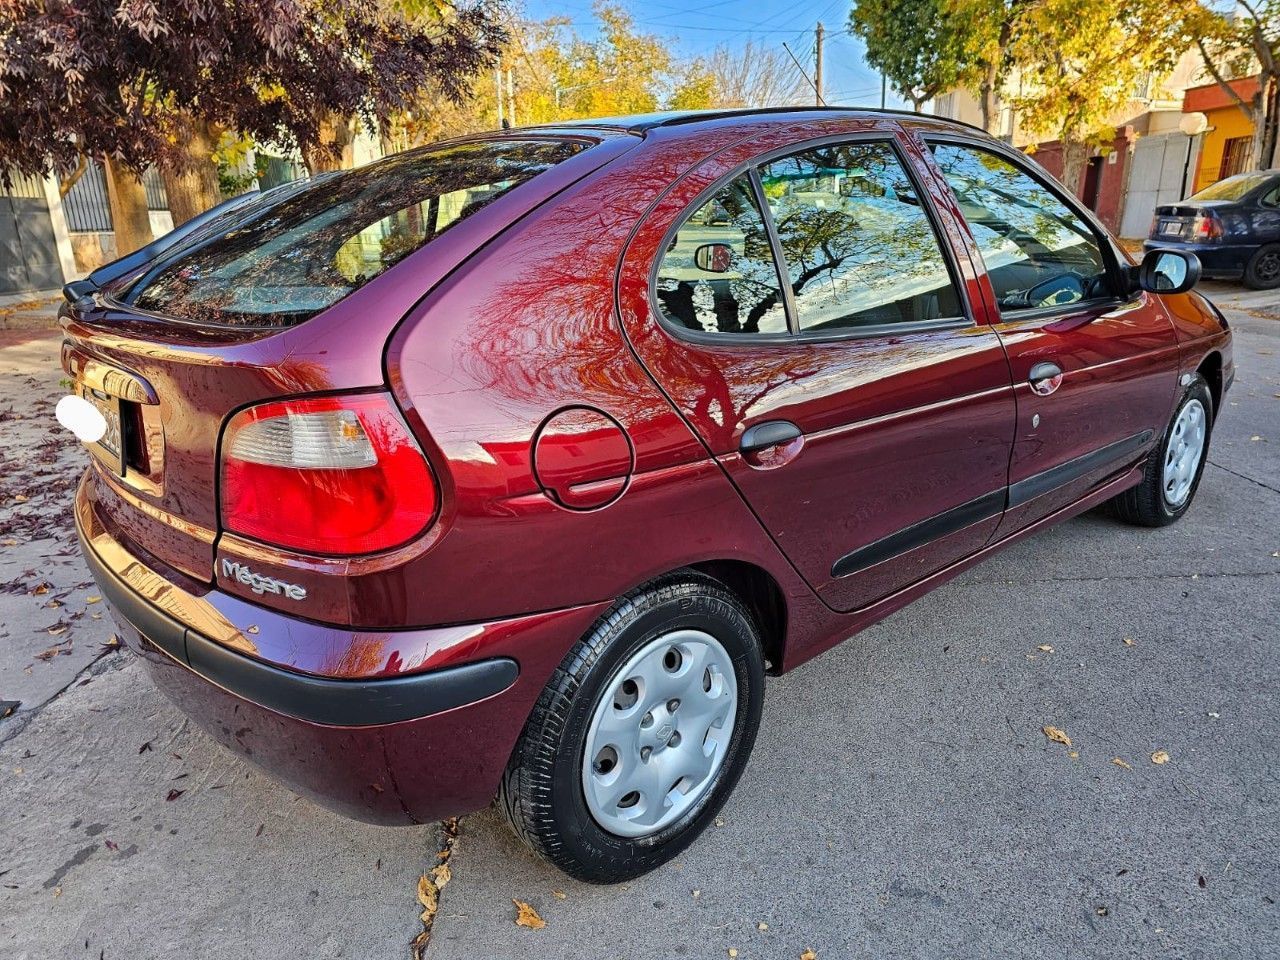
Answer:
1163;398;1206;508
582;629;737;838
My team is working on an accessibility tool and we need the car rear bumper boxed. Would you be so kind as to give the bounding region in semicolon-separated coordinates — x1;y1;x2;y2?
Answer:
1143;239;1255;277
75;472;610;824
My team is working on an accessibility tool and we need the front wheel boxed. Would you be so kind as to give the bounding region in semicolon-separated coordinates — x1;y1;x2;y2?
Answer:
499;572;765;883
1110;373;1213;526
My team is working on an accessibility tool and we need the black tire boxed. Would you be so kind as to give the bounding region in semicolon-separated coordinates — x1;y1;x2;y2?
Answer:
1110;373;1213;527
499;570;765;883
1244;244;1280;290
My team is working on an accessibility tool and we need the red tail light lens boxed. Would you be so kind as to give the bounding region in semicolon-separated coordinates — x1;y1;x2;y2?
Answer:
220;393;437;555
1192;212;1223;240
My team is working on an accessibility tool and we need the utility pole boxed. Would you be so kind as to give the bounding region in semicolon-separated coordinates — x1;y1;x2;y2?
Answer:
880;72;887;109
814;22;824;107
495;66;504;128
506;68;516;128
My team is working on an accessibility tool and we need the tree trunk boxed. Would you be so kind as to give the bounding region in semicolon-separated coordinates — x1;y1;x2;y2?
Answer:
102;156;153;256
304;114;358;173
979;60;1000;135
1060;140;1088;200
1259;73;1279;170
160;118;223;227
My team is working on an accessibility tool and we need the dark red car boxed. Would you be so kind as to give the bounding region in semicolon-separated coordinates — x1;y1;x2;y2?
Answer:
65;108;1232;883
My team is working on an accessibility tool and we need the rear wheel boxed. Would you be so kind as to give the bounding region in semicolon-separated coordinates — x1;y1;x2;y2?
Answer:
1244;244;1280;290
499;571;765;883
1110;373;1213;526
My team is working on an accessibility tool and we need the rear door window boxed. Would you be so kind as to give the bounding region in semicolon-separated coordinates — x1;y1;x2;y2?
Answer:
126;139;585;327
758;140;963;331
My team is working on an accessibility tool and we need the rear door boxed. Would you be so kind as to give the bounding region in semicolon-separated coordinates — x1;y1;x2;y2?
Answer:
618;125;1016;612
919;137;1180;534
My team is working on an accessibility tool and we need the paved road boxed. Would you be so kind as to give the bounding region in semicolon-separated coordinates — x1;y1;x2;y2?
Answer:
1;286;1276;960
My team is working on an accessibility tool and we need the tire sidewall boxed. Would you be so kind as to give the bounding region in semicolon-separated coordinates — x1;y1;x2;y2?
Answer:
1245;244;1280;290
1155;376;1214;521
546;584;764;878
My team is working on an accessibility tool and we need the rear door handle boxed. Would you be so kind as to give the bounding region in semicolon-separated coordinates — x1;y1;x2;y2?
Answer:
740;420;802;453
1028;361;1064;396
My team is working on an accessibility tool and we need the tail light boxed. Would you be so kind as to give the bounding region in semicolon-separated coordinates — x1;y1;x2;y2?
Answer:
220;392;437;554
1192;211;1223;241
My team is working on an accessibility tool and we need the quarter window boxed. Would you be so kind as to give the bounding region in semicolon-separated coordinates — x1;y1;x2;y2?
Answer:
655;175;789;335
931;144;1112;312
758;140;963;331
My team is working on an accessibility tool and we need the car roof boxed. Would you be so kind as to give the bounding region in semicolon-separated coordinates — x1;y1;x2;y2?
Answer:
540;106;990;138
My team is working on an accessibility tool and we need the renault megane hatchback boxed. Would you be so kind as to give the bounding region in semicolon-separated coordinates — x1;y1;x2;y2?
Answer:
65;108;1232;882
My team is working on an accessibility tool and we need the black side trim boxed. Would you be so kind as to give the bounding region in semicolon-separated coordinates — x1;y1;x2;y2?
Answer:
831;489;1006;579
1007;430;1153;509
80;530;518;727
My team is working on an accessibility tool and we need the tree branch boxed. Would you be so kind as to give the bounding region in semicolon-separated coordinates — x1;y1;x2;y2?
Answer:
59;153;87;198
1195;37;1257;123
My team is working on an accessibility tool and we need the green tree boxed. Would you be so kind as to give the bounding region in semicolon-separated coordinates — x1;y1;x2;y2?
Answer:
849;0;985;113
1185;0;1280;171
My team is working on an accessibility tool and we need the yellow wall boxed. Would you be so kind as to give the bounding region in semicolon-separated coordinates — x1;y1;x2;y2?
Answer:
1194;106;1256;192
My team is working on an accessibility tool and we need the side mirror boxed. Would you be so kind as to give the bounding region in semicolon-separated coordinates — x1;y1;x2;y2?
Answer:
1137;249;1200;294
694;243;733;273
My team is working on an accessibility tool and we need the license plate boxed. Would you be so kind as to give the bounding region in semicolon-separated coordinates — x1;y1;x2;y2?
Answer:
1159;219;1185;237
80;384;124;474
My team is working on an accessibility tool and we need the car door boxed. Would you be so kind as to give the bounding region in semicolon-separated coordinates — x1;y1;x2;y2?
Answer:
617;125;1016;613
918;136;1181;536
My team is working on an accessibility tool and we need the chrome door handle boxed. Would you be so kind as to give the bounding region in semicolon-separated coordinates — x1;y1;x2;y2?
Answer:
739;420;801;453
1029;362;1064;396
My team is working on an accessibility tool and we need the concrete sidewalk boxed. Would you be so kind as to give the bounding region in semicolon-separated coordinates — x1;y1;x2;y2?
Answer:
1;292;1276;960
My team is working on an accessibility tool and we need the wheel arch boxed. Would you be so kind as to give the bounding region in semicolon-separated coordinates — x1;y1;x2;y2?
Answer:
1196;350;1223;419
687;559;788;675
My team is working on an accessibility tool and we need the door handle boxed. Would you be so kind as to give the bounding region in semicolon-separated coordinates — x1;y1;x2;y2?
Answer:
1028;361;1064;396
739;420;802;454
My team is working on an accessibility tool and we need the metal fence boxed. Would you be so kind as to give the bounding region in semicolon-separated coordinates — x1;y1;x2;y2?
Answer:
61;162;171;232
62;163;112;232
0;171;47;199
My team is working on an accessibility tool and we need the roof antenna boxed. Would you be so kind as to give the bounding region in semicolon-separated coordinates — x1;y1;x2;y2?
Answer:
501;118;511;130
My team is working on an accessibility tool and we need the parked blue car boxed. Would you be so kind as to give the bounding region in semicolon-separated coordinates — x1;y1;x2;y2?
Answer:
1145;170;1280;289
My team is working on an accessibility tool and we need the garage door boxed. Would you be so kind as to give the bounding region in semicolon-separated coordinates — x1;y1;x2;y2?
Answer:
0;174;62;295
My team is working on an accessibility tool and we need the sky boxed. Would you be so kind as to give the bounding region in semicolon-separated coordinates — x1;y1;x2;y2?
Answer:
519;0;913;112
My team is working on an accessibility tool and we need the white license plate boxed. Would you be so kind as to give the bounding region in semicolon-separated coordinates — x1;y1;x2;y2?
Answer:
1159;220;1185;237
80;385;124;472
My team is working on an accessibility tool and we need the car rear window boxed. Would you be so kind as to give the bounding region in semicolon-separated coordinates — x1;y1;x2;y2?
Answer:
1189;172;1272;203
124;139;586;327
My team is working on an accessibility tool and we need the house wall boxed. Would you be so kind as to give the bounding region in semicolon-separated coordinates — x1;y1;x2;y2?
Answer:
1026;133;1132;234
1192;105;1257;192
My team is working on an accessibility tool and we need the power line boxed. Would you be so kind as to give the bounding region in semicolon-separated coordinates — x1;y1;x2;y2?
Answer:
782;40;825;106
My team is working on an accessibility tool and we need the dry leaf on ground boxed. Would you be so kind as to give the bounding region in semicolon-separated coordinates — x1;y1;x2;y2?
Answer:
1038;644;1054;653
417;873;439;920
1123;637;1136;646
801;950;818;960
514;899;546;930
1151;750;1171;765
1042;725;1072;747
1112;758;1132;770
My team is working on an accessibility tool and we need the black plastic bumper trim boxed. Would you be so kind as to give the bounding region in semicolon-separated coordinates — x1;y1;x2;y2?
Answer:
79;528;519;727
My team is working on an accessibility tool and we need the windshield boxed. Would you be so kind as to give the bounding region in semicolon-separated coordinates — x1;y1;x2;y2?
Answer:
1189;172;1273;203
125;139;585;327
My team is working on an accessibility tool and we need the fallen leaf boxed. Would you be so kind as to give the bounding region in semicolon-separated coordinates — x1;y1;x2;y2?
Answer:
52;886;61;898
417;873;438;920
85;595;101;604
801;951;818;960
1250;435;1262;441
691;889;700;899
431;863;450;891
34;645;70;661
1198;875;1206;888
105;840;118;852
1112;758;1132;770
1042;725;1072;747
32;583;49;595
14;494;28;502
758;922;769;931
1151;750;1170;765
513;899;546;930
166;788;185;801
1123;637;1136;647
728;950;739;958
714;817;725;827
102;635;122;650
552;890;567;900
1068;751;1079;759
1038;644;1054;653
47;625;67;636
